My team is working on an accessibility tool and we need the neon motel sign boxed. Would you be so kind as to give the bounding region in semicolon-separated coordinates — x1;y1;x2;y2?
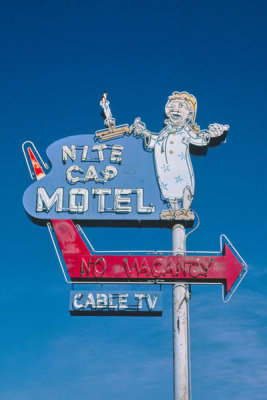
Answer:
22;92;247;301
23;91;229;227
23;137;159;225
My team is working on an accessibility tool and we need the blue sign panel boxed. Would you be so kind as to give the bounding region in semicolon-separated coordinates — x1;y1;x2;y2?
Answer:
23;134;166;226
69;290;162;316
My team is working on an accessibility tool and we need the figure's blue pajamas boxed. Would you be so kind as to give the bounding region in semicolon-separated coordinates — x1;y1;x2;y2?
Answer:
145;124;209;200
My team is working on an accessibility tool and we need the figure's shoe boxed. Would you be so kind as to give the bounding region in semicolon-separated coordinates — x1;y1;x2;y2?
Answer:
178;209;194;220
160;210;175;220
160;209;195;221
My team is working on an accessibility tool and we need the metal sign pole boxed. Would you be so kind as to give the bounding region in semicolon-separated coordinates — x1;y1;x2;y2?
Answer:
172;224;190;400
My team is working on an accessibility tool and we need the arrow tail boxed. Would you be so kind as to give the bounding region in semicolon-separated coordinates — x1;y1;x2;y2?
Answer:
51;220;91;274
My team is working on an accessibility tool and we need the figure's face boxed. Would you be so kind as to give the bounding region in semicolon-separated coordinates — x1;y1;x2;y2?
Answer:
165;99;192;126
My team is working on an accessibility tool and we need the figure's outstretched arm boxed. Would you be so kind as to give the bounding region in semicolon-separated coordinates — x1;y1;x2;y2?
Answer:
207;123;229;138
129;117;152;138
187;127;210;146
129;118;158;149
188;123;229;147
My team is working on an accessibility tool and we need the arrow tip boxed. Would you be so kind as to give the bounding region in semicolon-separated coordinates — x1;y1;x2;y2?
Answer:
224;244;244;297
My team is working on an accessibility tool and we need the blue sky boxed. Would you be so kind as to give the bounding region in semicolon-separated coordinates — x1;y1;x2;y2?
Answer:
1;0;267;399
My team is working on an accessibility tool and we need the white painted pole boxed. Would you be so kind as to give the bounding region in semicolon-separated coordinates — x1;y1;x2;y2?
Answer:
172;224;190;400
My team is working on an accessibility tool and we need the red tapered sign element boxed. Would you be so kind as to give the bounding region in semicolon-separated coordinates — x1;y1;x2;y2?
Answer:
27;147;46;180
52;220;244;298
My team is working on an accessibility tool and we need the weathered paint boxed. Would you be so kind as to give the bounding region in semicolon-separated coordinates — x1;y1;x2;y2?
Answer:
51;220;244;297
172;225;189;400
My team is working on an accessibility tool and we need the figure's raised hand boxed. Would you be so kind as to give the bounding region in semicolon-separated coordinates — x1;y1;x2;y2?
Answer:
129;117;147;136
208;123;229;137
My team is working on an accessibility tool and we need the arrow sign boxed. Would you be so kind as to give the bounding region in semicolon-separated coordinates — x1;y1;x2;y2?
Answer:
51;220;247;300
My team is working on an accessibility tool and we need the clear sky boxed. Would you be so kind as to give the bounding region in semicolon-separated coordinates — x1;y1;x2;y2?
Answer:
1;0;267;399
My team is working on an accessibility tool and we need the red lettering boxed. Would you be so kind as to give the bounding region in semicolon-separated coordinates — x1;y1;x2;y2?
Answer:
175;262;186;277
186;259;212;278
93;258;106;276
200;259;213;272
139;258;151;276
165;260;177;277
152;258;166;277
123;257;140;277
80;258;93;276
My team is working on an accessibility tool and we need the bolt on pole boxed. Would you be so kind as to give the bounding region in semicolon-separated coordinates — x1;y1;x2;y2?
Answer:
172;224;191;400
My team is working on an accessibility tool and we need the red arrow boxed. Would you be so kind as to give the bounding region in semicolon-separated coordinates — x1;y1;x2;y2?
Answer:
51;220;244;297
24;142;246;300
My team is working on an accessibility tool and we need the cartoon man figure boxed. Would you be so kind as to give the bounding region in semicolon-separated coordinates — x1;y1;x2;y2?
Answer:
130;91;229;220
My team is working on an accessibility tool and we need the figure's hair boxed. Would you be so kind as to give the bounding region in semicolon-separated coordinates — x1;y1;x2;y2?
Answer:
166;91;197;124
